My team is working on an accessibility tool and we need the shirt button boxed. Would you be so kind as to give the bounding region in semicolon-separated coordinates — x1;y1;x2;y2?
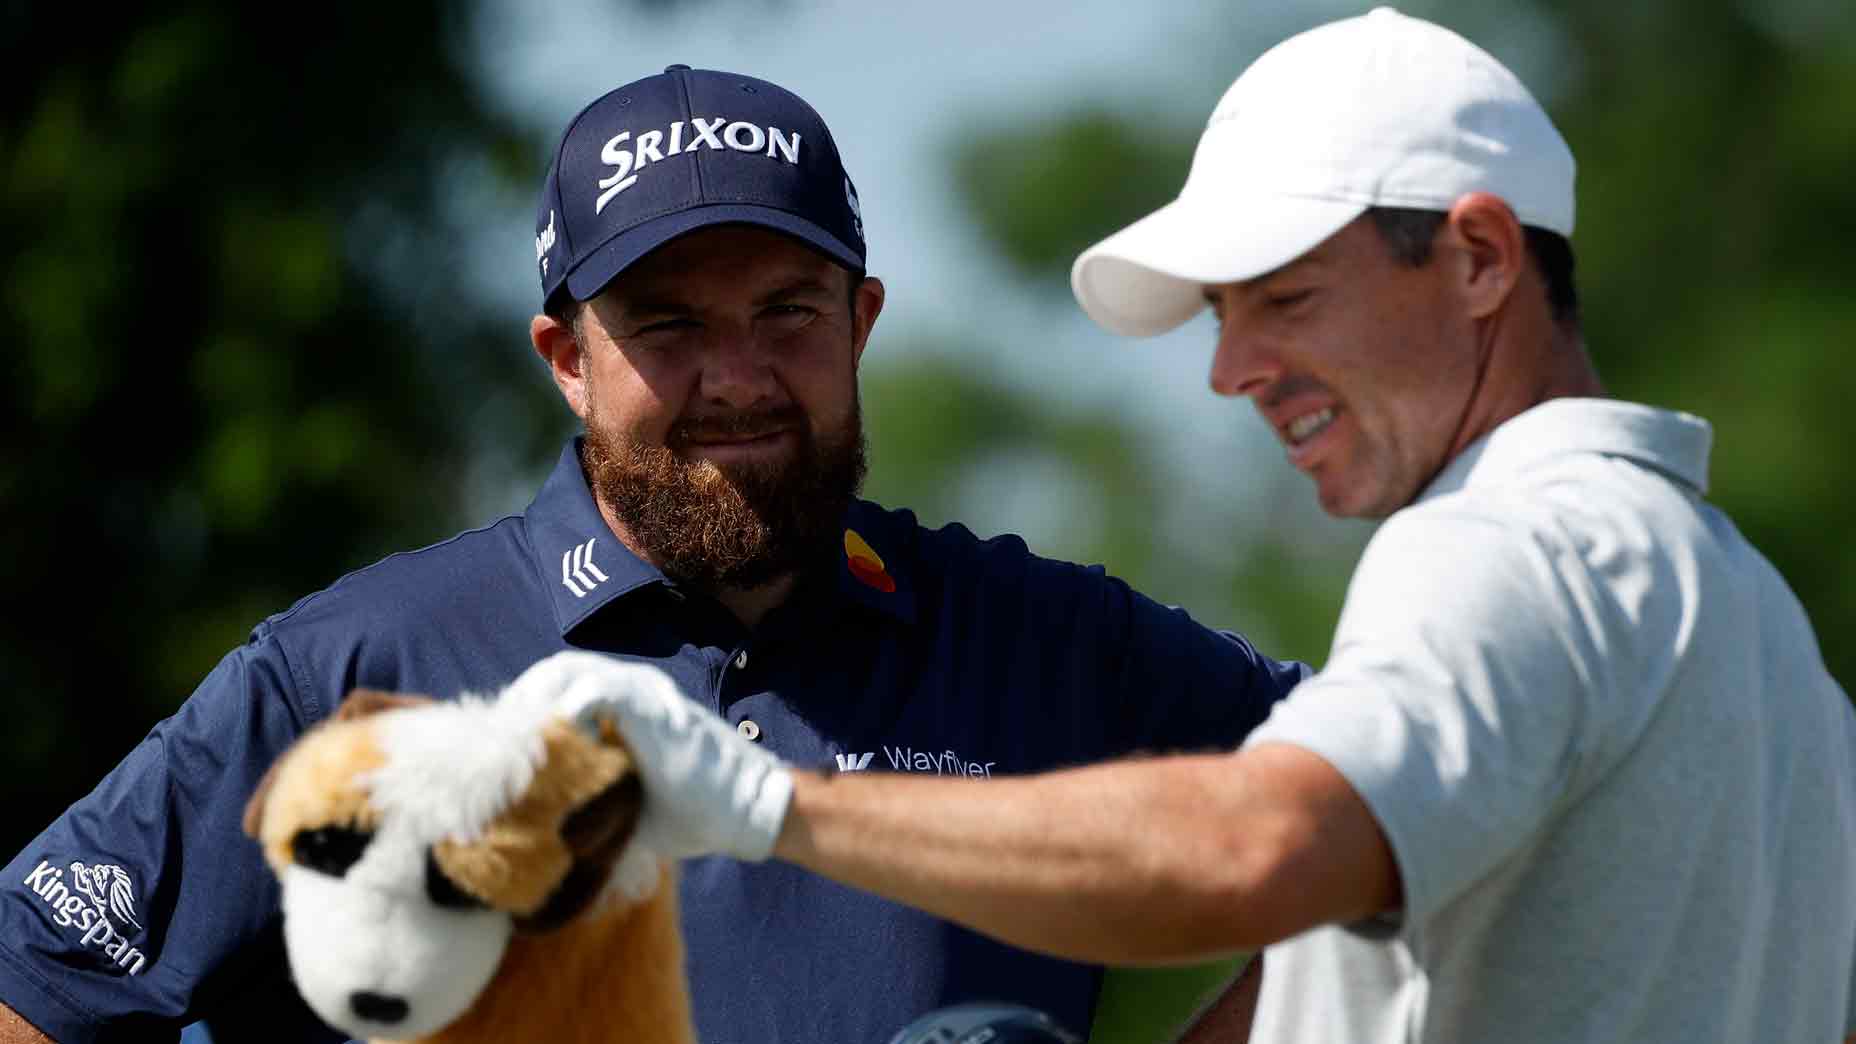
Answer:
737;719;761;741
733;649;748;669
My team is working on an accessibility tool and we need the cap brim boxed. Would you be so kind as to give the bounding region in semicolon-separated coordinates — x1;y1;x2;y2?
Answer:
1070;193;1367;337
562;204;865;305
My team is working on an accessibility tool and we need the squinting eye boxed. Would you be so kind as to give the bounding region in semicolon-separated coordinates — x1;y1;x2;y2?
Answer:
425;851;488;911
1267;289;1314;309
292;825;372;877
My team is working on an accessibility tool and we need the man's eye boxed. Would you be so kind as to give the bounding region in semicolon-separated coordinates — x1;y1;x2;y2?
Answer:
291;825;373;877
763;304;814;322
638;318;696;335
1267;289;1314;309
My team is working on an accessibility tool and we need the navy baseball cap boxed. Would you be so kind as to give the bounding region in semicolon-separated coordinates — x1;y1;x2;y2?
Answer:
534;65;867;312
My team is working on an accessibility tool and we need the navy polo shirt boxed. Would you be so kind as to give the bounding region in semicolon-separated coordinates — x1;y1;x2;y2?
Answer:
0;439;1306;1044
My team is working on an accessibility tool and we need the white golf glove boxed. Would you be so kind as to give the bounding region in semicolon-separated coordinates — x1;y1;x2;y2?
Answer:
501;650;794;863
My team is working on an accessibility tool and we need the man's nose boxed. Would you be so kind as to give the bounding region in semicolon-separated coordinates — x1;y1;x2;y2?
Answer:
1208;325;1279;399
698;331;779;408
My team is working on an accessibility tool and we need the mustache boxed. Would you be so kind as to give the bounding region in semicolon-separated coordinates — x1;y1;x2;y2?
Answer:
670;405;807;444
1258;375;1329;410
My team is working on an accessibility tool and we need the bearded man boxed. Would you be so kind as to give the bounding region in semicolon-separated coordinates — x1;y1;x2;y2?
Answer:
0;67;1305;1044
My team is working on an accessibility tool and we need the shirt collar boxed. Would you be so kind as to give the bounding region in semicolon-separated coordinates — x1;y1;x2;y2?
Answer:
1419;397;1714;505
523;439;918;634
524;439;669;635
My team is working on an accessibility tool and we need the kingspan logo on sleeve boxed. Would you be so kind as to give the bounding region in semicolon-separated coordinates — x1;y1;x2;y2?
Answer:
22;859;148;974
593;116;804;214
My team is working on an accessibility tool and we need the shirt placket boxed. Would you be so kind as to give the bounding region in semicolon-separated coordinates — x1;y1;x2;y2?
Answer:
719;638;763;743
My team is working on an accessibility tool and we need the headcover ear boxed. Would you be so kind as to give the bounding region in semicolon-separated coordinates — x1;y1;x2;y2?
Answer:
511;771;644;933
241;688;434;840
336;688;433;721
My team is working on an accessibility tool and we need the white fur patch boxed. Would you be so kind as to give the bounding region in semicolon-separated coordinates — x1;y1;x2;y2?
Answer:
362;658;662;844
609;843;664;904
280;860;510;1039
365;693;556;844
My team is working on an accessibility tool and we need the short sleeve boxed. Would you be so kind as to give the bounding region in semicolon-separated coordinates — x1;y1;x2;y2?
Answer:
1242;504;1603;924
1108;581;1311;755
0;638;313;1042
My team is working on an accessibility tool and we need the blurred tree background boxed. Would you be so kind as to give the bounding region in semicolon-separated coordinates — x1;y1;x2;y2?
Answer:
4;0;1852;1041
1;1;566;848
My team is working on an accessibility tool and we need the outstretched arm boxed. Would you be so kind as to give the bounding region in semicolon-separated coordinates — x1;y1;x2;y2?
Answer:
531;650;1394;962
773;743;1398;965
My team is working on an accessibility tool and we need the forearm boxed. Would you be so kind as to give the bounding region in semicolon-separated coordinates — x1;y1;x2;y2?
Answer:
773;745;1395;964
777;755;1244;963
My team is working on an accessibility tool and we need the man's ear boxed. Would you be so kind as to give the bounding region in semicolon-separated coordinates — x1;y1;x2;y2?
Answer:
1443;193;1526;321
532;312;590;421
850;275;885;367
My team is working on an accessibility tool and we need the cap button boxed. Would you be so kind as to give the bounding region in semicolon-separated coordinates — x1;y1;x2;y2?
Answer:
664;64;691;73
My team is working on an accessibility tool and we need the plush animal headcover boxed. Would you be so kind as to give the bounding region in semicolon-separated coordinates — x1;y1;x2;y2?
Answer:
243;677;676;1042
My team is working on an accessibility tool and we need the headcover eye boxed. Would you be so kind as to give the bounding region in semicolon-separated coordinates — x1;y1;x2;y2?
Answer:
291;825;373;877
425;850;489;911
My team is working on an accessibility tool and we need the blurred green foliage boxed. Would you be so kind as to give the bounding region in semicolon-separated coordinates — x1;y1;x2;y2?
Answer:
1;4;565;849
863;350;1165;581
952;110;1195;281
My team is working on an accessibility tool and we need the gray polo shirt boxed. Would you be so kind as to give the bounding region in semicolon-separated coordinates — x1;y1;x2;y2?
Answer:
1244;398;1856;1042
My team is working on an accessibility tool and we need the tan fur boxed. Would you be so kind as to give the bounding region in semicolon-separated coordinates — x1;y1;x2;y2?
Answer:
433;719;632;915
243;690;428;843
394;864;696;1044
250;686;698;1043
251;718;386;869
337;690;434;721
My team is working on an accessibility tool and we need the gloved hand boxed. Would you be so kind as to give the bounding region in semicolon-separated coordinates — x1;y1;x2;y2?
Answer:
500;650;794;863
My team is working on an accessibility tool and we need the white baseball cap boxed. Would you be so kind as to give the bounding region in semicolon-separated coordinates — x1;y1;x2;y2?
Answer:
1071;6;1575;337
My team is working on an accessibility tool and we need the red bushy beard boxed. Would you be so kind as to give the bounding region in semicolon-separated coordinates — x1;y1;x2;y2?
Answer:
581;395;867;592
